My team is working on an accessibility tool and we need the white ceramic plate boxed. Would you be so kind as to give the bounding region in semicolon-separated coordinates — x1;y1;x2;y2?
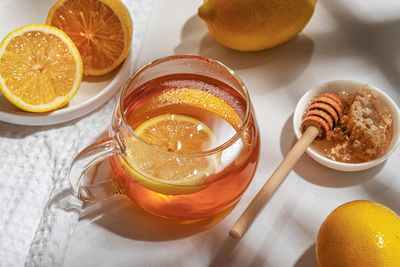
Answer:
293;80;400;172
0;0;135;126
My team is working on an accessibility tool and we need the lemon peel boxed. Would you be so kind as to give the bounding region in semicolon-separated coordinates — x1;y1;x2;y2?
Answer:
198;0;317;51
316;200;400;266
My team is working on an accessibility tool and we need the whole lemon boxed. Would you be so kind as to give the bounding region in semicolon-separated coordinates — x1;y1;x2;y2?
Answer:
198;0;317;51
316;200;400;267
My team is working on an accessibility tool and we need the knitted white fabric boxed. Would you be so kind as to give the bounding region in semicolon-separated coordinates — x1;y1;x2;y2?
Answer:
0;1;155;266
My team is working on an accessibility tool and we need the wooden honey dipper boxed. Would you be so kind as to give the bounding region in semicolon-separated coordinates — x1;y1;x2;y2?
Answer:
229;92;343;239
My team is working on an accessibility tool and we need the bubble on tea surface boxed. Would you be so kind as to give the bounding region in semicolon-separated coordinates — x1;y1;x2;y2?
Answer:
161;79;245;120
159;79;245;131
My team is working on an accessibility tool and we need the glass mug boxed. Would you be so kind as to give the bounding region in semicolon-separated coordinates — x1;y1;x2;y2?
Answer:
69;55;260;221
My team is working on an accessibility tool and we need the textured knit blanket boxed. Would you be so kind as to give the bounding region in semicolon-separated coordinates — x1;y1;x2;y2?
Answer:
0;1;155;266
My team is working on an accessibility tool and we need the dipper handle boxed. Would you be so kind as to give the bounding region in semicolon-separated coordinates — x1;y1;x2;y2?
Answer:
229;126;319;239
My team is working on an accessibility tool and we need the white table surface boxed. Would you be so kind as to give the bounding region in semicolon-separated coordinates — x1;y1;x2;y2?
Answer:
63;0;400;266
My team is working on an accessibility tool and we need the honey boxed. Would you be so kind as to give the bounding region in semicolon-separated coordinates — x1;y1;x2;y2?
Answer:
312;86;393;163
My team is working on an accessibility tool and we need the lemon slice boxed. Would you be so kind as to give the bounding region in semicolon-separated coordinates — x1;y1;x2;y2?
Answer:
120;114;218;195
46;0;133;76
0;24;83;112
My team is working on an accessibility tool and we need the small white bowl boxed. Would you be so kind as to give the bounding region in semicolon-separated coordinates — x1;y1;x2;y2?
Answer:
293;80;400;172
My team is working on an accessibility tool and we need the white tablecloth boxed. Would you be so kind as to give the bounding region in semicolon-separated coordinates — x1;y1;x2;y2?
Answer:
64;1;400;266
2;0;400;266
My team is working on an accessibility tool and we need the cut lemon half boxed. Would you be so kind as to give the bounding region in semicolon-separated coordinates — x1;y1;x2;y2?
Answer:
46;0;133;76
120;114;219;195
0;24;83;112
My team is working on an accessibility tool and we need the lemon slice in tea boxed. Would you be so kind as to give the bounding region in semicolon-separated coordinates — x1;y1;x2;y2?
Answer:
120;114;219;195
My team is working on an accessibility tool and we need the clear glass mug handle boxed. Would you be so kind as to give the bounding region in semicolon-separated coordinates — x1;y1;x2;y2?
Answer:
69;137;122;203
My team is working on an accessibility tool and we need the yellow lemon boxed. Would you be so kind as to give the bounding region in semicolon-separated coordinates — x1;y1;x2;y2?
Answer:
47;0;133;76
316;200;400;267
0;24;83;112
120;114;218;195
198;0;317;51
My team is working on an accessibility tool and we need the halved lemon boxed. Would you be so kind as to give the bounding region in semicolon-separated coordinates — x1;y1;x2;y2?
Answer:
0;24;83;112
46;0;133;76
120;114;219;195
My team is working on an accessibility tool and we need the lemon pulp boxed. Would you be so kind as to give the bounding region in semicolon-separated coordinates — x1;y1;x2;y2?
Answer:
0;24;83;112
46;0;133;76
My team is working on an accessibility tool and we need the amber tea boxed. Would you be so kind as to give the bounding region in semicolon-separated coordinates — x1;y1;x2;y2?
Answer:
69;55;260;222
110;73;260;220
